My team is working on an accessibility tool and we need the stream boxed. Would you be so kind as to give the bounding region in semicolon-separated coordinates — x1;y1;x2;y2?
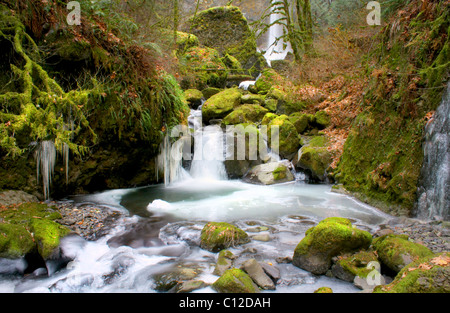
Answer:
0;179;392;293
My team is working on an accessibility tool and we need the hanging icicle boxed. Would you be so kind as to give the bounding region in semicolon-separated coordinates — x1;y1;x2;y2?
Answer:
35;140;57;200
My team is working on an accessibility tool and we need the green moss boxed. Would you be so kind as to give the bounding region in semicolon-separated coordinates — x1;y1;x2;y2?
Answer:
268;115;301;158
288;113;309;134
314;111;331;129
202;88;242;124
200;222;249;252
30;218;71;259
296;136;332;181
372;234;434;273
0;223;35;258
212;268;259;293
335;250;379;279
0;202;70;259
293;217;372;275
374;252;450;293
273;166;287;181
314;287;333;293
222;104;268;125
255;69;285;94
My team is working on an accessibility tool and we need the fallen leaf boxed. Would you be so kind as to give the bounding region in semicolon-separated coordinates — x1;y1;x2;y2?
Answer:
431;254;450;266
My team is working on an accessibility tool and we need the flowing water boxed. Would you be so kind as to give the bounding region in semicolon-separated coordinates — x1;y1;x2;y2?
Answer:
0;106;393;293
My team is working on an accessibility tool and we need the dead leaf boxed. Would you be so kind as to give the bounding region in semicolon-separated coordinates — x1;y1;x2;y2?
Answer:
431;254;450;266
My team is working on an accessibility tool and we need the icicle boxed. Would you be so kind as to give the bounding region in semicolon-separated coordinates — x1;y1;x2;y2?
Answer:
35;140;57;200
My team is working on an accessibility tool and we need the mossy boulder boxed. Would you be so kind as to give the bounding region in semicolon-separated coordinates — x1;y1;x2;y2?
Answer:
266;87;306;116
200;222;250;252
184;88;204;109
268;115;301;159
372;234;434;273
241;94;265;105
261;112;278;126
202;87;222;100
188;6;266;75
288;113;310;134
0;203;71;259
202;88;242;124
293;217;373;275
374;253;450;293
295;136;332;181
331;250;379;282
179;46;227;90
222;104;268;125
314;111;331;129
213;268;260;293
255;69;285;94
243;162;294;185
213;249;236;276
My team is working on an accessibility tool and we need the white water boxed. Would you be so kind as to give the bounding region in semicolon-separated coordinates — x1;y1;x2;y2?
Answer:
0;108;394;293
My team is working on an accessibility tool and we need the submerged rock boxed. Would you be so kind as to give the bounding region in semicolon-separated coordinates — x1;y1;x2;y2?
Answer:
200;222;249;252
292;217;372;275
212;268;260;293
372;234;434;273
243;162;294;185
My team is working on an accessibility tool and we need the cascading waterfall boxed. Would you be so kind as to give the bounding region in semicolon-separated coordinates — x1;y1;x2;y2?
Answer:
35;140;57;200
264;0;293;65
416;82;450;221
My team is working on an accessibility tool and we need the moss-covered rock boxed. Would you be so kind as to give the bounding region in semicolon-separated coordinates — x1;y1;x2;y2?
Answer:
202;88;242;124
243;162;294;185
179;46;227;90
212;268;260;293
184;88;204;109
241;94;265;105
200;222;250;252
268;115;301;159
202;87;222;100
30;218;71;259
222;104;268;125
0;202;71;259
288;113;310;134
293;217;372;275
314;287;333;293
261;113;278;126
188;6;266;75
314;111;331;129
266;87;306;116
213;249;236;276
374;252;450;293
331;250;379;282
372;234;434;273
295;136;333;181
255;69;285;94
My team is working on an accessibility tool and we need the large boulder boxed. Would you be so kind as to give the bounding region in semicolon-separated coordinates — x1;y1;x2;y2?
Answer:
200;222;249;252
212;268;260;293
0;203;71;260
374;252;450;293
202;88;242;124
188;6;266;75
268;115;301;160
293;217;372;275
243;162;294;185
295;136;332;181
372;234;434;273
222;104;268;125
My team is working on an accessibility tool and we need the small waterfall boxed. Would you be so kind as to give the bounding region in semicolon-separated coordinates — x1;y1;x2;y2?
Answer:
264;0;293;65
190;124;227;181
35;140;57;200
416;82;450;221
156;134;190;186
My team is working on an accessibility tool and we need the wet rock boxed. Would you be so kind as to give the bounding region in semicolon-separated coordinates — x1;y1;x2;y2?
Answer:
293;217;372;275
243;162;294;185
213;250;236;276
212;268;260;293
200;222;249;252
241;258;275;290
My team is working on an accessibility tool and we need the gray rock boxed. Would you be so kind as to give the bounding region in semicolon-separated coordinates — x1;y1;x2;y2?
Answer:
243;162;294;185
241;258;275;290
260;262;281;283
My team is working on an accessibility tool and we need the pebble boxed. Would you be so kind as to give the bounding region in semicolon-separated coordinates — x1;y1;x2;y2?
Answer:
52;201;124;240
375;217;450;253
